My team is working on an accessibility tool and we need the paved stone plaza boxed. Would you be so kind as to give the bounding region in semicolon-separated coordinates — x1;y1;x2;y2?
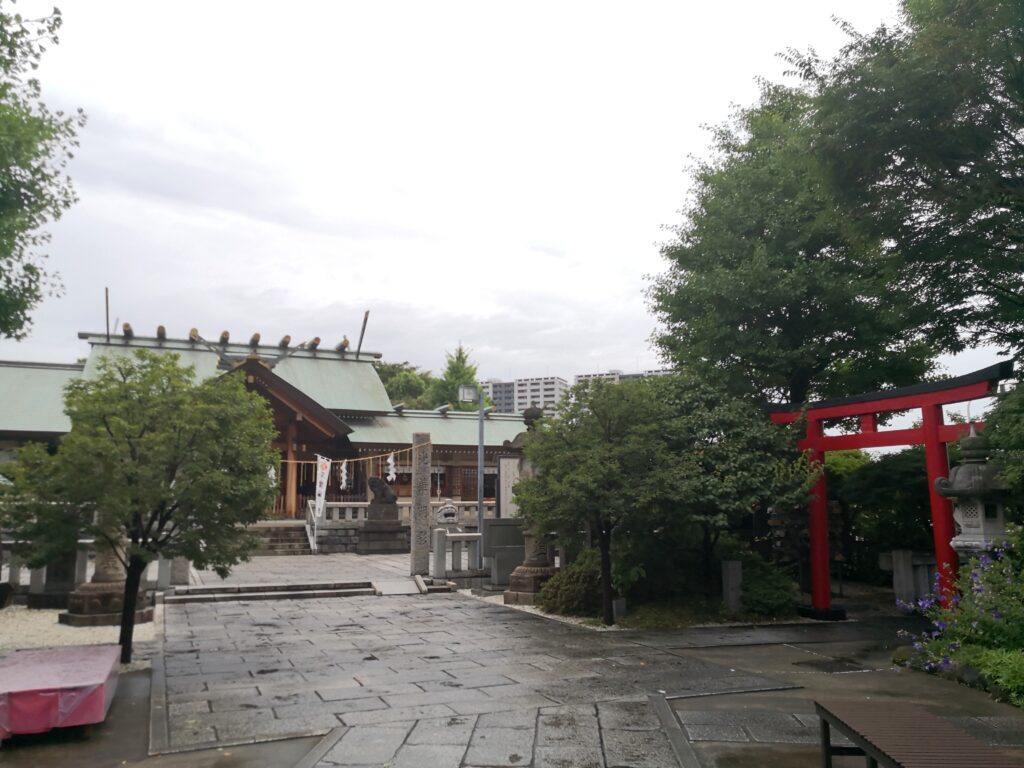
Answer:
155;592;718;766
7;552;1015;768
139;555;1024;767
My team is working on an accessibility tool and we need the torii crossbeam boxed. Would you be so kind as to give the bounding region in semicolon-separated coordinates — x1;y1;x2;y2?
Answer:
768;361;1013;618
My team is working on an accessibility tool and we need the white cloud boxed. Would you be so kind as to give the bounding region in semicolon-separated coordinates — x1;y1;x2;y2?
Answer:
7;0;967;385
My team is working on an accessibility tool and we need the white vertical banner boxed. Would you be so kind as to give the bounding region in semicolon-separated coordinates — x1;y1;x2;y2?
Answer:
315;454;331;519
339;460;348;490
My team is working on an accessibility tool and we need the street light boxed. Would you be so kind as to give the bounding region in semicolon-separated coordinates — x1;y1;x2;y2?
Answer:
459;383;485;569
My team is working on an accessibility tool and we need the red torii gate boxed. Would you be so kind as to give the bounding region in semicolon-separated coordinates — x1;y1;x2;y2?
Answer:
768;361;1013;618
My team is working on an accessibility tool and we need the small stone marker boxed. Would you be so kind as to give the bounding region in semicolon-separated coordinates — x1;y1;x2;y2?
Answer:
722;560;742;613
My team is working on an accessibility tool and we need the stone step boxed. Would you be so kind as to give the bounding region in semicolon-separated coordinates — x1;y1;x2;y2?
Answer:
174;581;372;596
165;586;375;604
251;549;313;557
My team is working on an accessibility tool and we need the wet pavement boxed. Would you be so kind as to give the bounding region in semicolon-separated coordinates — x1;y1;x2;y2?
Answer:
4;553;1024;767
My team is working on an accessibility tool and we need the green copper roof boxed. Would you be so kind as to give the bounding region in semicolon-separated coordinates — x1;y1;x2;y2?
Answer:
78;332;392;413
0;361;83;434
344;411;526;448
274;356;391;413
82;340;221;380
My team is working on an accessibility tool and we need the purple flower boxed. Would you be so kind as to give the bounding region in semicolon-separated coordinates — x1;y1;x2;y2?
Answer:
913;642;924;652
993;610;1003;620
933;620;948;632
940;656;952;670
979;554;993;569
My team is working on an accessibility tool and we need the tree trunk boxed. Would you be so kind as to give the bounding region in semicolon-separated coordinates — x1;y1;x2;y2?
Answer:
598;525;614;626
118;555;147;664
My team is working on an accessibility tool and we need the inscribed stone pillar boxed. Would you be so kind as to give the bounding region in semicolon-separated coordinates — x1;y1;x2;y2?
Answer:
410;432;431;575
170;557;190;585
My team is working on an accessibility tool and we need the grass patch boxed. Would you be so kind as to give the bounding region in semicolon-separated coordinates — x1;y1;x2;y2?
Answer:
615;597;797;630
615;598;730;630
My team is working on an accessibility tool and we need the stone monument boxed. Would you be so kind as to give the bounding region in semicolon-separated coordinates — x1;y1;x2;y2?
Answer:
503;404;558;605
410;432;431;574
356;476;409;554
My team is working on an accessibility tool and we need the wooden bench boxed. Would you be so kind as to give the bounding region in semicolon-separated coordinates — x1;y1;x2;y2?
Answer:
815;700;1023;767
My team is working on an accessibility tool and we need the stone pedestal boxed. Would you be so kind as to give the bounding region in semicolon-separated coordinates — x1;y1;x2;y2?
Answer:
60;540;152;627
60;581;153;627
356;498;409;554
503;531;557;606
356;521;410;554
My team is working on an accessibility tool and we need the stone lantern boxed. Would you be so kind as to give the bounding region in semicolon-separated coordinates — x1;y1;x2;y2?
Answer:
935;423;1008;557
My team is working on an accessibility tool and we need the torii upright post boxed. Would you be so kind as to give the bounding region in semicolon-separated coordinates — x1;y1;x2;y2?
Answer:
922;405;957;598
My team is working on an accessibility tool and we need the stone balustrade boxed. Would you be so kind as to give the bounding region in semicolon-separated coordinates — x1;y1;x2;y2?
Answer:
309;499;497;527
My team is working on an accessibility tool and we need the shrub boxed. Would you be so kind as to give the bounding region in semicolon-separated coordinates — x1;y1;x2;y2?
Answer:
957;646;1024;707
905;525;1024;706
537;548;602;616
740;556;798;617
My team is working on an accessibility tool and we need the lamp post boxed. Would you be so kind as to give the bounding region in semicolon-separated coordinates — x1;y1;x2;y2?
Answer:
459;383;485;569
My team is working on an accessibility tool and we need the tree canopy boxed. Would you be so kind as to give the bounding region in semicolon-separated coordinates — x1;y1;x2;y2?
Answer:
650;85;939;405
804;0;1024;356
0;4;84;338
375;345;485;411
516;374;813;624
374;360;436;409
429;344;483;411
3;350;279;661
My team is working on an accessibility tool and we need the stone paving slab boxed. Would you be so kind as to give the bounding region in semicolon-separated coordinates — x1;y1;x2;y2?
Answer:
155;590;756;762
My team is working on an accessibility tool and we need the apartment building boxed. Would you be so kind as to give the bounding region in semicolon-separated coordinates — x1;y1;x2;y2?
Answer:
481;376;569;416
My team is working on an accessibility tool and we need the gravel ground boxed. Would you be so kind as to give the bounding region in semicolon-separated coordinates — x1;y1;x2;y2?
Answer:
0;604;159;671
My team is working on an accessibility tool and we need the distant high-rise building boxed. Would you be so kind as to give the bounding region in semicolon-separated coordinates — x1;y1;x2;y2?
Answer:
574;369;670;385
482;379;516;414
481;376;568;416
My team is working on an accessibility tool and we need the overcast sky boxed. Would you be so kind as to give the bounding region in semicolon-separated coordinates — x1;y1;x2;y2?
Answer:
3;0;1000;389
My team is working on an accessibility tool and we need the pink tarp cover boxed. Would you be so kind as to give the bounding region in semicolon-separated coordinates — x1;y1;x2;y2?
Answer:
0;644;120;740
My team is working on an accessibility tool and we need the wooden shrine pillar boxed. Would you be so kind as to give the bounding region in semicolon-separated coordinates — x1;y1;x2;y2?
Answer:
922;404;957;601
285;421;298;518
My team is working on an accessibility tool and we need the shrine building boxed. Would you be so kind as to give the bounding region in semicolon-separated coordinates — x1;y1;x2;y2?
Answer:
0;327;527;518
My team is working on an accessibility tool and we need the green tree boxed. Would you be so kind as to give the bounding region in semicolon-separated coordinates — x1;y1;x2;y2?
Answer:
987;384;1024;510
805;0;1024;355
373;360;435;409
516;379;670;625
3;351;279;662
650;85;938;404
516;375;812;625
430;344;482;411
0;4;84;338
